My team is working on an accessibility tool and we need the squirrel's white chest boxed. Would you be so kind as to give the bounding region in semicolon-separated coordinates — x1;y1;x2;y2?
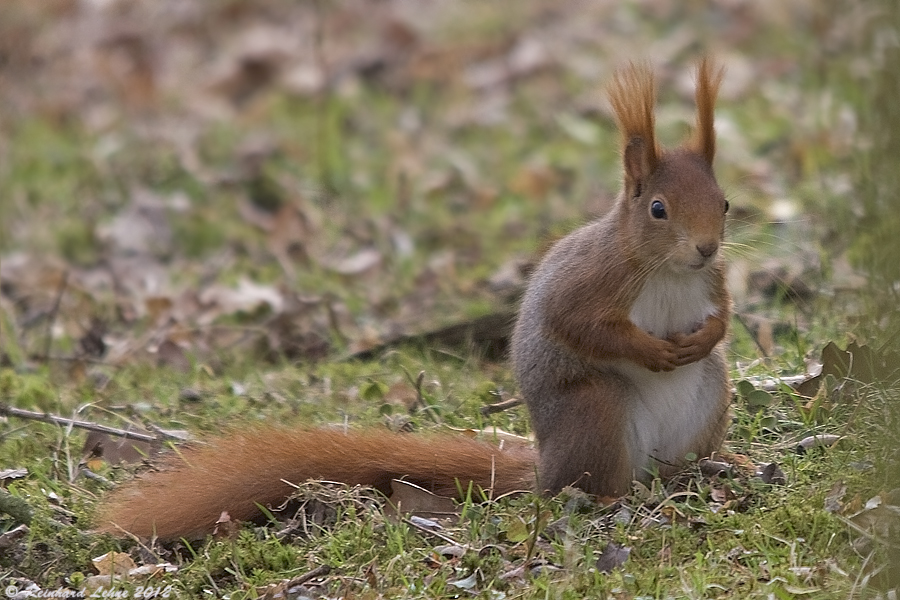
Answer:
619;270;722;475
629;271;716;338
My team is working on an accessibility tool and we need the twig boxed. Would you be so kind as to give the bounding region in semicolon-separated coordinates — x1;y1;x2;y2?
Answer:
402;516;464;547
285;564;332;588
142;422;192;442
42;270;69;361
346;311;516;362
400;367;426;410
480;397;523;416
0;404;156;443
80;468;115;488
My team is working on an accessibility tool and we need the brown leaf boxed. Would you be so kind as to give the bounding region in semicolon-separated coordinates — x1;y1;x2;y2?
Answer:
144;296;173;322
78;318;107;358
383;381;419;412
92;551;136;576
95;29;157;111
259;297;333;361
756;462;786;485
710;485;734;503
699;458;734;478
205;27;292;108
82;431;158;466
0;524;29;551
213;511;242;540
823;481;846;514
255;581;288;600
848;493;900;546
281;64;326;97
738;314;776;357
796;341;898;397
156;339;190;373
387;479;458;520
267;204;313;278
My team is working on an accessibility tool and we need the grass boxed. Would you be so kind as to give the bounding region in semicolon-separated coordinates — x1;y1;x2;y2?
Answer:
0;347;891;598
1;0;898;598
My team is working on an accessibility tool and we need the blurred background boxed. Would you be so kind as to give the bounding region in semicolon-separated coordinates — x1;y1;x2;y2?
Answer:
0;0;896;373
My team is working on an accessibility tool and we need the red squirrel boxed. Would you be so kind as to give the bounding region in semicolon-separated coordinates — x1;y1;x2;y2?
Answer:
97;59;731;541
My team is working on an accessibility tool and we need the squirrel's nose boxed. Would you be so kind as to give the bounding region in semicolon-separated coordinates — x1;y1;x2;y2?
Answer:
696;242;718;258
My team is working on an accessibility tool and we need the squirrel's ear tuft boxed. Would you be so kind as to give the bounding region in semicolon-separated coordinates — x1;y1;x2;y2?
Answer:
608;62;659;193
687;57;724;166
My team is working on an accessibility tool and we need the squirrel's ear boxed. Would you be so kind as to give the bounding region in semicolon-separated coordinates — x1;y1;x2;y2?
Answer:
608;62;659;197
623;136;653;197
687;57;724;166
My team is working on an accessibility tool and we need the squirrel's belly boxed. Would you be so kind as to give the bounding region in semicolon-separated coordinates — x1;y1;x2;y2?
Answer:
613;356;723;478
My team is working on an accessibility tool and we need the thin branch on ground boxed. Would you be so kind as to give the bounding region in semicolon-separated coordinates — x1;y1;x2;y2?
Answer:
480;397;523;416
0;404;157;443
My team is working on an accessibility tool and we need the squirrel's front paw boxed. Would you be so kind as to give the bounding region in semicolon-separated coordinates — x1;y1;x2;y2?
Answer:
669;325;720;365
670;335;708;365
639;337;680;372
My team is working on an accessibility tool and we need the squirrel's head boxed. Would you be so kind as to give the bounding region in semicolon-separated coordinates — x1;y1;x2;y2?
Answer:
608;58;728;274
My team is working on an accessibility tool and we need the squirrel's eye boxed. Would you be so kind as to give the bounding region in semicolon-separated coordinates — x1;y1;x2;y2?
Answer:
650;200;667;220
724;200;730;214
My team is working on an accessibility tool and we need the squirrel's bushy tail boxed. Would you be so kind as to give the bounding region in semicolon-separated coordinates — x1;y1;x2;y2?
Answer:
96;428;536;540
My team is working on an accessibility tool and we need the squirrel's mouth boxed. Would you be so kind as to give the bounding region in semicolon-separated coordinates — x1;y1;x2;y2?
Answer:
688;260;709;271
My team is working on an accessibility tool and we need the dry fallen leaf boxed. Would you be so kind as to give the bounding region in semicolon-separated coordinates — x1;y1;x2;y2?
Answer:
756;462;787;485
823;481;847;514
443;425;533;448
199;278;285;321
92;551;136;576
596;541;631;574
796;434;844;454
710;485;736;503
156;339;191;373
96;190;176;257
848;493;900;540
387;479;459;519
323;248;382;276
0;469;28;481
82;431;158;466
213;511;242;540
0;524;29;551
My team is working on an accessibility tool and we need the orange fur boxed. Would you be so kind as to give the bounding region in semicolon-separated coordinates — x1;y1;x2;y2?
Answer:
97;429;535;540
688;57;725;165
607;61;659;173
